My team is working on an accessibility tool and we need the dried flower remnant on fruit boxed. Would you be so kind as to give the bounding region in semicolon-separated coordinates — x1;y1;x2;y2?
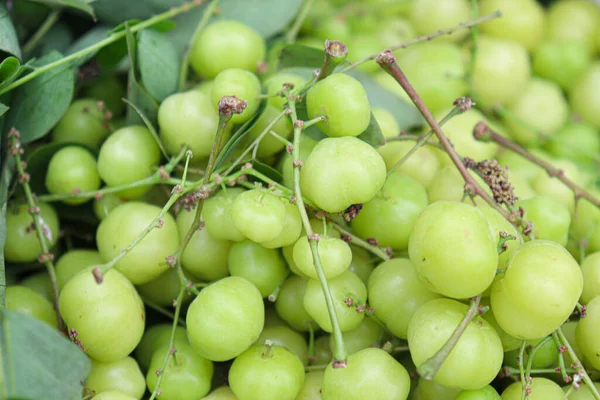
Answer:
218;95;247;117
453;97;474;112
69;329;85;351
472;159;517;206
325;40;348;58
342;203;363;222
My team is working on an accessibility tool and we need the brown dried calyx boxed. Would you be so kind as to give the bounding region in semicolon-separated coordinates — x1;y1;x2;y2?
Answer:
218;95;247;117
471;159;517;206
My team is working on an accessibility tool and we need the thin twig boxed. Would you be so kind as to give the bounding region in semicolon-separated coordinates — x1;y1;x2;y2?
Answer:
286;0;315;43
141;296;186;327
332;223;390;261
556;328;600;400
22;10;62;57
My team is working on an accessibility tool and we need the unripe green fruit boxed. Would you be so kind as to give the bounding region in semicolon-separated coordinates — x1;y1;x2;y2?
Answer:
533;40;591;91
264;72;305;110
260;199;302;249
81;76;126;116
410;0;470;42
211;68;261;124
544;122;600;166
56;249;103;290
6;285;57;328
292;235;352;280
84;356;145;399
52;99;111;150
134;324;188;372
570;62;600;129
203;188;246;242
45;146;101;205
501;378;564;400
546;0;600;55
5;202;59;263
274;275;315;332
479;0;545;50
244;104;292;158
518;196;571;247
256;325;309;366
231;189;286;243
19;272;53;301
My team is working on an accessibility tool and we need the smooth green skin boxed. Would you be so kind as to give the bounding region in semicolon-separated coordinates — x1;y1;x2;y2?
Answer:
244;104;292;158
533;40;591;91
261;199;302;249
52;99;111;150
92;391;138;400
508;174;536;201
312;336;333;365
134;324;188;372
322;348;410;400
202;386;238;399
437;108;498;161
491;240;583;339
312;15;351;45
352;174;428;250
301;137;386;213
561;320;586;367
45;146;101;205
518;196;571;247
376;16;415;48
229;345;305;400
456;385;501;400
410;0;470;42
283;244;305;278
136;267;192;307
204;188;246;242
413;378;462;400
576;296;600;369
293;236;351;280
303;270;367;333
504;336;558;370
158;90;220;162
570;191;600;253
399;42;468;114
561;382;600;399
186;277;264;361
5;202;59;263
279;135;319;190
408;201;498;299
147;343;214;400
570;62;600;129
480;298;520;352
306;74;371;138
546;0;600;55
96;202;180;285
545;122;600;166
229;240;288;297
427;166;491;206
328;317;383;356
367;258;441;339
472;36;530;106
263;305;286;329
347;246;375;286
6;286;57;328
479;0;544;50
59;268;144;362
479;206;522;272
264;72;306;110
497;150;544;183
189;20;265;79
372;107;399;138
97;125;161;199
211;68;261;124
20;272;53;302
504;78;569;148
94;193;125;220
348;35;384;74
580;252;600;304
408;298;503;390
378;141;440;188
85;356;145;399
81;76;126;116
176;205;231;281
56;249;103;290
231;189;285;243
256;325;308;366
296;371;324;400
532;159;581;212
274;275;315;332
501;378;564;400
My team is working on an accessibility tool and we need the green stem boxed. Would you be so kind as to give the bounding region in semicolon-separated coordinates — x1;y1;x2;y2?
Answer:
286;0;315;43
525;336;553;377
178;0;220;90
552;331;570;383
518;339;527;400
316;40;348;82
0;0;207;96
332;223;390;261
556;328;600;400
141;296;186;327
467;0;479;91
22;10;62;57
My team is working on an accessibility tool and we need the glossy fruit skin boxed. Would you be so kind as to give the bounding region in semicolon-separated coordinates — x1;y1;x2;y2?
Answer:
176;205;231;281
306;74;370;138
84;356;145;399
134;324;189;372
136;267;193;307
560;382;600;400
379;141;440;188
456;385;501;400
229;344;305;400
261;199;302;249
279;134;319;189
518;196;571;246
368;258;441;339
158;90;219;162
301;137;386;213
96;202;180;285
293;236;352;280
413;378;462;400
189;20;265;79
296;371;324;400
5;202;59;263
274;275;315;332
410;0;470;42
503;336;558;370
257;325;309;366
97;125;161;199
303;270;367;332
20;272;53;301
545;122;600;167
409;201;498;299
55;249;103;290
328;317;383;356
352;174;428;250
491;240;583;339
532;159;581;212
52;99;111;150
546;0;600;55
244;104;293;158
59;268;145;362
436;108;497;162
570;62;600;129
533;40;591;91
479;0;544;50
146;342;213;400
580;252;600;304
6;285;57;328
264;72;306;110
94;193;125;220
203;188;246;242
211;68;261;124
322;348;410;400
45;146;101;205
408;298;503;390
501;378;564;400
231;189;286;243
427;166;491;205
186;277;264;361
479;206;522;272
92;391;138;400
576;296;600;369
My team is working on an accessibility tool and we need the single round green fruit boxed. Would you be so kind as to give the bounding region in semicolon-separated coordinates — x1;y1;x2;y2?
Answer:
292;235;352;280
503;336;558;370
6;285;57;328
256;325;308;366
501;378;564;400
544;122;600;167
5;202;59;263
211;68;261;124
274;275;315;332
134;324;188;372
203;188;246;242
533;40;591;91
81;76;126;116
296;371;324;400
243;104;292;158
410;0;470;42
518;196;571;246
570;62;600;129
231;189;285;243
328;317;383;356
202;386;238;399
456;385;501;400
580;252;600;304
260;198;302;249
94;193;125;220
52;99;111;150
378;141;440;188
56;249;103;290
45;146;101;204
479;0;545;50
546;0;600;55
84;356;145;399
576;296;600;369
92;391;138;400
264;72;306;110
19;272;53;301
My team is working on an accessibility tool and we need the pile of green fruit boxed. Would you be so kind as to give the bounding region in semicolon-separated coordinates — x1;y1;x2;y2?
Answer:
2;0;600;399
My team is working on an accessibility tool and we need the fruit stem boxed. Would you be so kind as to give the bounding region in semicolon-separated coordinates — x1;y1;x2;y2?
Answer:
556;327;600;400
0;0;208;96
178;0;220;90
140;295;186;327
267;271;289;302
339;10;502;73
123;99;170;159
551;331;570;383
332;223;390;261
316;40;348;82
518;339;527;400
285;0;315;44
416;294;482;380
287;95;348;366
8;131;63;331
466;0;479;92
22;10;62;57
473;122;600;210
525;336;553;379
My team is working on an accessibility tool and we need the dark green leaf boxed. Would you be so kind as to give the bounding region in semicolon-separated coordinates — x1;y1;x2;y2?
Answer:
0;4;21;59
65;26;111;65
252;160;282;183
0;310;92;399
0;57;21;88
5;51;75;144
96;39;127;69
33;21;74;57
26;0;95;18
357;113;385;147
0;102;8;118
111;19;176;34
138;29;179;102
122;99;168;159
278;44;324;70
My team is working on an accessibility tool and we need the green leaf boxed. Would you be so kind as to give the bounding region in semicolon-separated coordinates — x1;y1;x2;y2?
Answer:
0;57;21;89
278;44;324;70
0;4;21;60
0;310;92;399
65;25;111;65
122;99;168;159
26;0;95;18
111;19;176;34
357;113;385;147
252;160;282;183
5;51;75;144
138;29;179;102
33;21;74;57
0;102;8;118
